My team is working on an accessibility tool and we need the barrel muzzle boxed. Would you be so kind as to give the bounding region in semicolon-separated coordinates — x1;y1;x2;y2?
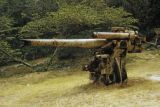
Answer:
21;39;32;46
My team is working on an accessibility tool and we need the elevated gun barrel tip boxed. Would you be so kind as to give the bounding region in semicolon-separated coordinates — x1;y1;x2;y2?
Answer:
21;39;32;46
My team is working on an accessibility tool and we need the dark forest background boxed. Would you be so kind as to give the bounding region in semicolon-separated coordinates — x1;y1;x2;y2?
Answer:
0;0;160;66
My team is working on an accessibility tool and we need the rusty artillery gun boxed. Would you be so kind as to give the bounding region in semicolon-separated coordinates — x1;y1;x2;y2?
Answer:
22;27;144;85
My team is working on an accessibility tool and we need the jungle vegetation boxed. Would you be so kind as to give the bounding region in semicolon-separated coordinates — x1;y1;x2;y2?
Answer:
0;0;160;66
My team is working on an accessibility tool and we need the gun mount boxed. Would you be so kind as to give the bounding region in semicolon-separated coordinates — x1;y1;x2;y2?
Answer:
22;27;144;85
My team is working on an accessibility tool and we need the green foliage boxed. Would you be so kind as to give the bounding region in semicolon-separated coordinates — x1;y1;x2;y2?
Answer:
0;40;14;66
21;5;136;38
21;17;56;38
0;0;33;25
0;40;12;52
21;5;101;37
0;16;13;31
0;37;22;66
0;0;59;66
100;7;137;26
2;0;159;67
0;0;58;26
107;0;160;30
0;16;12;58
81;0;107;9
0;13;17;66
34;0;58;16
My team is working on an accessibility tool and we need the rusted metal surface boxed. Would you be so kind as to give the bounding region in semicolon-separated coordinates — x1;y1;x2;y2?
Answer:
22;39;107;48
93;32;137;40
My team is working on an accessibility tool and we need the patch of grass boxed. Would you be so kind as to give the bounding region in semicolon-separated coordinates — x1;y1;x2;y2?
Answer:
0;51;160;107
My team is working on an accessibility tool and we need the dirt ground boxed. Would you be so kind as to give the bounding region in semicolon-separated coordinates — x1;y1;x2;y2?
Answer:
0;51;160;107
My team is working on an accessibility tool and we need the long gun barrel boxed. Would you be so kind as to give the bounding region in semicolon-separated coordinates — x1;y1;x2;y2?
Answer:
22;39;107;48
22;32;138;48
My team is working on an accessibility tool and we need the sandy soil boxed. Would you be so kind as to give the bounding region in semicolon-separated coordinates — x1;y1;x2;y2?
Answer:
0;51;160;107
